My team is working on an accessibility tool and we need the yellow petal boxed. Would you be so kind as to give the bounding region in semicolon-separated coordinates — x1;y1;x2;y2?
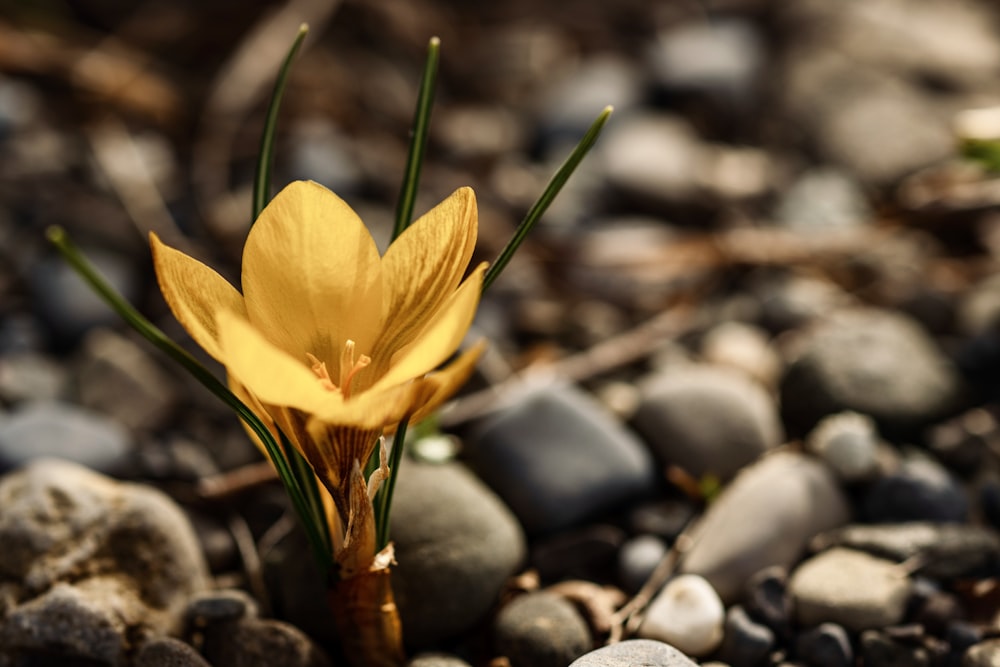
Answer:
368;262;486;395
374;187;478;363
227;375;279;458
216;309;336;415
241;181;383;369
149;232;246;361
401;340;486;427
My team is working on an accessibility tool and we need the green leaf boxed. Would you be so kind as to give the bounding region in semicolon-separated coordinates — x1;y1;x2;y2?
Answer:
482;105;613;293
253;23;309;222
391;37;441;241
375;417;409;550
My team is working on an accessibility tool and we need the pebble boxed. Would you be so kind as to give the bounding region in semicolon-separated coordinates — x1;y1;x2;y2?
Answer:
0;459;208;663
632;364;782;481
75;328;177;432
390;461;526;647
717;605;774;667
699;321;782;390
755;275;855;334
860;630;930;667
811;522;1000;580
618;534;669;594
789;547;912;632
795;623;854;667
288;118;363;194
494;591;592;667
926;408;996;476
185;589;258;626
680;451;850;602
947;623;982;666
468;383;656;536
569;639;701;667
135;636;212;667
774;167;871;231
0;400;131;473
862;454;969;523
744;566;793;642
647;18;764;107
200;616;331;667
637;574;725;657
804;411;881;482
28;248;139;346
628;499;697;542
407;653;474;667
0;351;67;403
964;639;1000;667
780;308;964;435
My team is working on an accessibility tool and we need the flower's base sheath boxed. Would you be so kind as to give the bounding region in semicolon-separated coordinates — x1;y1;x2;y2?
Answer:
328;547;405;667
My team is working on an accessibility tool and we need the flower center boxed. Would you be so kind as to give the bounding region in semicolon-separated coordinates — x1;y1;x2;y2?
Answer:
307;340;371;399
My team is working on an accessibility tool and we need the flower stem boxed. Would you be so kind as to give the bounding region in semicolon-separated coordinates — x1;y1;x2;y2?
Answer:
482;105;614;293
375;418;408;550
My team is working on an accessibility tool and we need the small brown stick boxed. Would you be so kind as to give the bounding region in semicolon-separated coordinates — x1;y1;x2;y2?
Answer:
228;513;272;617
198;460;278;501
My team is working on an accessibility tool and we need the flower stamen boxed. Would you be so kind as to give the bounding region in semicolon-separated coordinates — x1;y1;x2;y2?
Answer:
307;353;338;391
307;341;371;398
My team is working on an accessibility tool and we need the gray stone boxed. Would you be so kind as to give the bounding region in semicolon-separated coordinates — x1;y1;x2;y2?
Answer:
774;168;871;231
618;535;669;594
861;629;931;667
136;636;212;667
699;322;782;391
633;364;782;481
812;522;1000;580
0;400;131;473
0;459;208;662
570;639;700;667
185;589;258;626
638;574;724;657
202;616;330;667
805;411;881;482
863;454;969;523
796;623;854;667
76;328;177;432
717;605;774;667
391;461;526;647
494;592;592;667
469;383;656;536
0;352;68;403
744;567;792;642
963;639;1000;667
780;308;964;434
789;548;912;632
681;451;850;602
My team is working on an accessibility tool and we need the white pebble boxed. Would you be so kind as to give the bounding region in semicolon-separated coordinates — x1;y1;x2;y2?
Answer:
638;574;725;657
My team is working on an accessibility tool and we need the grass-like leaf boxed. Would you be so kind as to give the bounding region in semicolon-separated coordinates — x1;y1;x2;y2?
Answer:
253;23;309;222
391;37;441;241
375;417;409;550
482;105;614;293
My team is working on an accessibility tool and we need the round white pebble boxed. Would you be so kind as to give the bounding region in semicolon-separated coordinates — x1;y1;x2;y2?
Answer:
638;573;725;657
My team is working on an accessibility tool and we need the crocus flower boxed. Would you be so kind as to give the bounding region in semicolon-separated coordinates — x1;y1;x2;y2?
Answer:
150;180;485;579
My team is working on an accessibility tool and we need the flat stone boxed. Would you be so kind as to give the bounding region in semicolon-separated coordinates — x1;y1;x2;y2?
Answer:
681;451;850;602
407;653;474;667
201;616;330;667
136;636;212;667
391;461;526;647
862;455;969;523
469;383;656;536
638;574;724;657
805;411;881;483
796;623;854;667
790;548;912;632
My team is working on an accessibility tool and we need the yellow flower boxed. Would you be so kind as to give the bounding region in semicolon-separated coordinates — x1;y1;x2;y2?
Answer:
150;180;485;572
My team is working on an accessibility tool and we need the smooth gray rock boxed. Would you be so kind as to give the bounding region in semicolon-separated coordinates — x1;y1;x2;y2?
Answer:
0;352;67;403
469;383;656;536
775;168;870;231
618;534;669;594
811;522;1000;580
781;308;964;434
0;400;131;473
570;639;700;667
789;547;912;632
633;364;782;481
391;461;526;647
963;639;1000;667
681;451;850;602
861;629;930;667
0;459;208;663
805;411;881;482
494;592;592;667
717;605;774;667
796;623;854;667
407;653;474;667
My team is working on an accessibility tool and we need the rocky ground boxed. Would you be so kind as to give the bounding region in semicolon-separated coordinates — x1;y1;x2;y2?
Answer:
3;0;1000;665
